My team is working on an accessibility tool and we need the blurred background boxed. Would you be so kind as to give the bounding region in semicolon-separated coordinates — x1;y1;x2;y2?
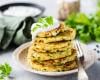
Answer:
0;0;98;17
0;0;58;18
0;0;100;50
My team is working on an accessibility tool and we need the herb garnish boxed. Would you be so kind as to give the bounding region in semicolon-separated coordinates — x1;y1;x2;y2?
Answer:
32;16;54;32
0;63;12;80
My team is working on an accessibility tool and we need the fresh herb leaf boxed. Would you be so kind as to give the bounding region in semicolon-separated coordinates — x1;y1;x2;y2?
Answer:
45;16;53;25
0;63;12;80
79;31;91;43
65;13;76;28
32;25;39;32
32;23;41;32
38;18;48;27
38;16;54;27
97;0;100;8
32;16;54;32
38;18;44;23
65;11;100;43
38;16;53;25
75;13;90;25
94;27;100;42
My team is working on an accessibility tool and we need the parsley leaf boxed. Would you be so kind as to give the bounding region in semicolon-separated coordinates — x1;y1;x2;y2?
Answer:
45;16;53;25
32;16;54;32
65;11;100;43
32;23;41;32
0;63;12;80
38;16;54;27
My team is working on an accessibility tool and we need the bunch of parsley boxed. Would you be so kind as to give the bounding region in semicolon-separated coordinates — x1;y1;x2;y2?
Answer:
65;11;100;43
0;63;12;80
98;0;100;7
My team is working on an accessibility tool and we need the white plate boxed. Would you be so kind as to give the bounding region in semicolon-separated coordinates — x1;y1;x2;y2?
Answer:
13;42;97;76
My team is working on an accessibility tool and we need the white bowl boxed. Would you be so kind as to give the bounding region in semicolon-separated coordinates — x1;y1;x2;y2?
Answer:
13;42;97;76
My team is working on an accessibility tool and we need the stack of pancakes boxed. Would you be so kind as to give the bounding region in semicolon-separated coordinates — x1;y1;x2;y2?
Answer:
27;23;77;72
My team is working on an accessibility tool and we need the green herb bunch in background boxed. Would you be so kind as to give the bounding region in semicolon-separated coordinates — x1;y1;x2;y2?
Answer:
65;11;100;43
98;0;100;7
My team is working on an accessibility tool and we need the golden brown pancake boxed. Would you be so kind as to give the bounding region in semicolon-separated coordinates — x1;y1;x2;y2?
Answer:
27;59;77;72
28;48;72;61
28;49;77;66
37;22;65;38
35;27;76;43
31;41;73;52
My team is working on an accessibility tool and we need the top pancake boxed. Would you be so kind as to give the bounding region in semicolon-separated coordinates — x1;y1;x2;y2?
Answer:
37;22;65;38
34;27;76;43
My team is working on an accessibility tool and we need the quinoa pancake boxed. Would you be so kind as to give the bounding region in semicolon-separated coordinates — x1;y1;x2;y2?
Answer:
27;59;77;72
35;27;76;43
28;48;72;61
27;49;77;66
31;41;73;52
37;22;65;38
